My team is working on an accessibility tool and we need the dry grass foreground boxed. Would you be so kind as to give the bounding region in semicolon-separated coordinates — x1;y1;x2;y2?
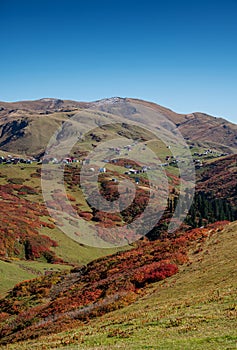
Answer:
1;221;237;350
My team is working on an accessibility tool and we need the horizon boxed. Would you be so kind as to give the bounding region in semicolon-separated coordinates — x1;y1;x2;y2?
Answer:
1;0;237;124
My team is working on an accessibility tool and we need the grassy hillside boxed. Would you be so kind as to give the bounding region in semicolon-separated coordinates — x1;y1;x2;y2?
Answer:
0;221;235;348
1;221;236;349
0;260;72;298
0;163;129;274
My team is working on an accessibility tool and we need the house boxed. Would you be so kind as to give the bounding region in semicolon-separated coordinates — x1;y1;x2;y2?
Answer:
62;157;73;164
129;169;138;174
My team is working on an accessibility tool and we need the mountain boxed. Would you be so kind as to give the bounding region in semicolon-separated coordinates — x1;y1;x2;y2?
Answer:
0;97;236;156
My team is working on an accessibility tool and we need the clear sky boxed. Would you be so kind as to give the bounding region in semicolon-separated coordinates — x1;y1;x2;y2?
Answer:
1;0;237;123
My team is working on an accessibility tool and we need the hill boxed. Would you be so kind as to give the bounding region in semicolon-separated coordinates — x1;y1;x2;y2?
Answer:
0;97;236;156
0;97;236;349
0;162;130;296
0;220;236;349
0;98;236;295
196;154;237;206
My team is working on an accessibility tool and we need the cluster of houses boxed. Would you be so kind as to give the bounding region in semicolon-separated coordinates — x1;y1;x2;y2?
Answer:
107;141;148;156
192;149;228;168
41;157;79;164
193;159;203;168
108;144;133;156
193;149;213;157
124;165;150;175
0;155;81;166
86;167;106;173
0;155;35;165
193;149;228;158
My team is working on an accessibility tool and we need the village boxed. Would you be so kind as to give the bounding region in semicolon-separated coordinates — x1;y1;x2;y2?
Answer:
0;147;229;173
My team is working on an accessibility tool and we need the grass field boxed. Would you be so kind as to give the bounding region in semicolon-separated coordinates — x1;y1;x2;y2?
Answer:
39;225;128;265
0;259;72;297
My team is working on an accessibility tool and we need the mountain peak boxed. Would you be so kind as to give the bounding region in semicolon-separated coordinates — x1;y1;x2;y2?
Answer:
93;97;125;105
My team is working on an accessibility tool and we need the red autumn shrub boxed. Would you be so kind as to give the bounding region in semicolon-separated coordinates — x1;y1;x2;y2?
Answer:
132;261;178;287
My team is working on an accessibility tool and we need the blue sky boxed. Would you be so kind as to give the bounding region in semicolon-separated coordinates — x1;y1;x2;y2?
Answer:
1;0;237;123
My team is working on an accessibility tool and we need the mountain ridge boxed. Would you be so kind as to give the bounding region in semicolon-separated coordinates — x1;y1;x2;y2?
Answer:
0;96;234;124
0;97;236;157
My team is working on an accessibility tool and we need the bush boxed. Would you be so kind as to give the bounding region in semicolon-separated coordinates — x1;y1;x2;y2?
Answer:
132;261;178;287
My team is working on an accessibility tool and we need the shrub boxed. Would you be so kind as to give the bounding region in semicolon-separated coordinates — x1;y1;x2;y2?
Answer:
132;261;178;287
